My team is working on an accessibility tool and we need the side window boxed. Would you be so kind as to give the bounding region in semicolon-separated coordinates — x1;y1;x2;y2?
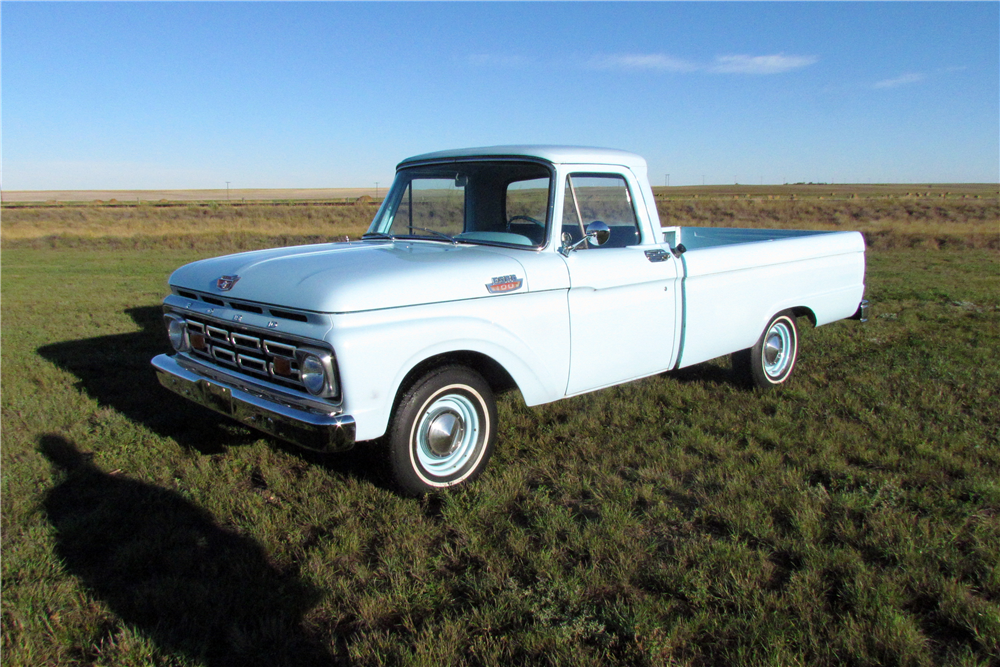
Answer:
561;174;640;248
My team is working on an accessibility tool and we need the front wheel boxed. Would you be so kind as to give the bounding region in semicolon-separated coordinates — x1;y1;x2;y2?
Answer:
386;366;497;495
733;312;799;390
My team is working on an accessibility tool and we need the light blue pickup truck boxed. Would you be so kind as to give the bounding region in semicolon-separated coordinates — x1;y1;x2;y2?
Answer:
153;146;868;494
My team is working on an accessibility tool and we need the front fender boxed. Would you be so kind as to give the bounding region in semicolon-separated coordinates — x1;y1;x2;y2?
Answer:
329;291;570;442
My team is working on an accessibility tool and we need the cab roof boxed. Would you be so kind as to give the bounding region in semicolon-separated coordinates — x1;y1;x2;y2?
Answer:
398;145;647;170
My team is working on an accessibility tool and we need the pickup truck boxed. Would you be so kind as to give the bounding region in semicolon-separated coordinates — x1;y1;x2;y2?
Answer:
152;146;868;494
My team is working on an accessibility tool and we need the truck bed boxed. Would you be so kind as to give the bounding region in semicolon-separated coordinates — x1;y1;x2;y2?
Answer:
661;225;830;250
663;226;867;370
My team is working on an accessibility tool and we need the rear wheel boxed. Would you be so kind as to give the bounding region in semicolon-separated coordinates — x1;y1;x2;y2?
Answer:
734;312;799;389
387;366;497;495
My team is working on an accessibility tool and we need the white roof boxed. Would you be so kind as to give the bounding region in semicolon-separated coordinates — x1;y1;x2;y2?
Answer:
398;145;648;170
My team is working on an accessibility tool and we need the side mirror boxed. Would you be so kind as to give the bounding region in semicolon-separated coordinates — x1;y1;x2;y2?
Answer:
559;221;611;256
585;221;611;247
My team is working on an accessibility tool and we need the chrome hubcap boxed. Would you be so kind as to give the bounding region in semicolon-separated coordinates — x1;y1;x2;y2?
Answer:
415;391;481;477
764;333;784;366
426;410;464;456
762;321;794;378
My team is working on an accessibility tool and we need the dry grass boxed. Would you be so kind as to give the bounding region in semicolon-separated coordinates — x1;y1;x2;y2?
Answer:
2;187;997;251
651;183;998;199
1;187;380;203
655;197;999;250
1;202;377;249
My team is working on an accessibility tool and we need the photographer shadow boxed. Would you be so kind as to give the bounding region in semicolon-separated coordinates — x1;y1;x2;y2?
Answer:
39;434;340;666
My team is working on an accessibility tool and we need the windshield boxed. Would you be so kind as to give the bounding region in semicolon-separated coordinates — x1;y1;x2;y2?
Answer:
366;161;552;248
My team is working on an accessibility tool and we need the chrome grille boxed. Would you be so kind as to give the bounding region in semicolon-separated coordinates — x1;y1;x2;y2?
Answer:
231;332;261;351
183;315;314;392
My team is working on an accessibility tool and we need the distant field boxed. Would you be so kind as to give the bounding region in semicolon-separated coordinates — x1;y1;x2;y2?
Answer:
650;183;999;200
3;185;996;251
3;183;997;204
1;187;380;203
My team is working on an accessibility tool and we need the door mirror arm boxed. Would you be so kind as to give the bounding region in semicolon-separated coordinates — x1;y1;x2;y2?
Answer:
559;221;611;256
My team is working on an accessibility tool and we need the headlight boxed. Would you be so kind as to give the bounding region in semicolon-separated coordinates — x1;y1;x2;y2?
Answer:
295;347;338;398
164;314;188;352
300;354;327;395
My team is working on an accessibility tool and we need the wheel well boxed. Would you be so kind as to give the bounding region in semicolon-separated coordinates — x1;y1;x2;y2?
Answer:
394;351;518;407
789;306;817;327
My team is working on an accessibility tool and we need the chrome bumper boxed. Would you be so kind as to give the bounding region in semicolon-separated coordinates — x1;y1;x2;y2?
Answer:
851;299;871;323
152;354;356;452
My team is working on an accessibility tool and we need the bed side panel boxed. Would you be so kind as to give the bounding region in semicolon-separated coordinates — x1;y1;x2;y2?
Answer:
677;231;865;368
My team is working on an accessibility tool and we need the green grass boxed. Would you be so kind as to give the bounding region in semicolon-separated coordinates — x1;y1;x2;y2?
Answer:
2;244;999;666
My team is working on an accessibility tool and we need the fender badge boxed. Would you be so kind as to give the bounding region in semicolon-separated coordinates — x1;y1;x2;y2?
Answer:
486;274;523;294
217;275;240;291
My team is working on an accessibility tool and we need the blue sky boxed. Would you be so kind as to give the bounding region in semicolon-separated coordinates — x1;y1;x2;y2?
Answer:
3;2;998;190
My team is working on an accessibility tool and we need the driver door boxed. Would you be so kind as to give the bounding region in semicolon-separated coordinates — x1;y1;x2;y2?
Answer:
561;172;679;395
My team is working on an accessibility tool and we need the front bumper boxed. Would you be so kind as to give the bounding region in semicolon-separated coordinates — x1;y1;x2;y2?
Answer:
152;354;356;452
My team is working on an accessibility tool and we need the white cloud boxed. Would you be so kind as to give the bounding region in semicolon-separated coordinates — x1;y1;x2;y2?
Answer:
588;53;698;72
469;51;820;76
873;72;925;89
710;54;819;75
585;52;817;75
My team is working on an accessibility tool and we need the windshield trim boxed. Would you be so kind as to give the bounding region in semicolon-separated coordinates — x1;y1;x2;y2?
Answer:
367;158;556;252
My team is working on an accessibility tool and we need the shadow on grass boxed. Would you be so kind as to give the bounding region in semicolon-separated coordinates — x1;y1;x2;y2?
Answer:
37;306;253;455
36;306;387;488
664;360;747;388
39;434;341;666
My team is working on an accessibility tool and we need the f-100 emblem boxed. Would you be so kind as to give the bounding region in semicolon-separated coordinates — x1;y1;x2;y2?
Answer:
486;274;523;294
217;275;240;291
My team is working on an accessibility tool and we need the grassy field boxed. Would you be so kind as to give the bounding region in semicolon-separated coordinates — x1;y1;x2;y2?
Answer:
1;194;998;666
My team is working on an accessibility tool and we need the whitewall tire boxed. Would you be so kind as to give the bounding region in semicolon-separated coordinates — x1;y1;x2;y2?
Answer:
387;366;497;495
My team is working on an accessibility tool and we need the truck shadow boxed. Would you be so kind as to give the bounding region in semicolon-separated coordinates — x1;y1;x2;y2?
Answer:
35;306;383;487
37;306;250;455
38;434;341;666
665;361;747;388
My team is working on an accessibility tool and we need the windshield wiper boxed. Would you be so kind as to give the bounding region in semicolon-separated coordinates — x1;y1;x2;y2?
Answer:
361;232;395;240
399;227;458;244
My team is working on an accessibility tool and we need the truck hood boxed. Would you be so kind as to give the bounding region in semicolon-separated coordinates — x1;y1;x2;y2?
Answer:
169;241;530;313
